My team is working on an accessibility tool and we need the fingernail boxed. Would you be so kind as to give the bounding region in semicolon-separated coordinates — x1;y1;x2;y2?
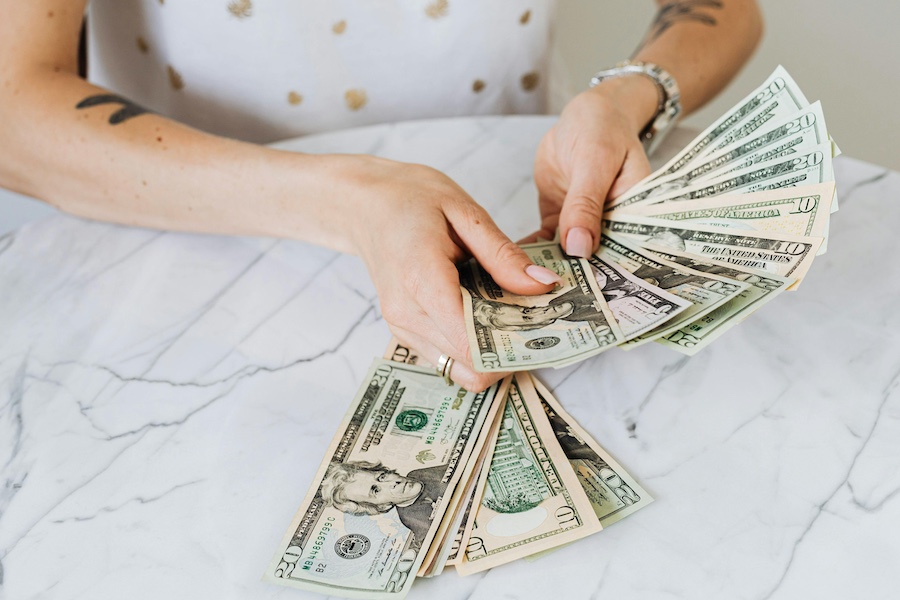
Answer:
525;264;562;286
565;227;594;258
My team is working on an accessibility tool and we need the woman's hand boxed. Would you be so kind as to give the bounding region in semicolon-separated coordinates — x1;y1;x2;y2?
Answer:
526;76;659;255
331;155;562;392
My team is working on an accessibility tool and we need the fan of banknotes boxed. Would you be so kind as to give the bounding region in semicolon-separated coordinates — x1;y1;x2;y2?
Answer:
264;66;837;597
266;347;646;598
463;64;837;370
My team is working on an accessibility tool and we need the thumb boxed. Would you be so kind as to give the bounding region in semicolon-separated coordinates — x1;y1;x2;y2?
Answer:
448;204;561;295
558;164;615;259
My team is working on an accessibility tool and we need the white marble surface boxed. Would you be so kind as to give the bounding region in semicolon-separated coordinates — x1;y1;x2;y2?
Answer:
1;116;898;600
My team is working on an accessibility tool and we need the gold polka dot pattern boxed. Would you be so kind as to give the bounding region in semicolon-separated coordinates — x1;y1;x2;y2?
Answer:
425;0;449;19
167;66;184;90
105;2;552;138
228;0;253;18
345;89;368;111
520;71;540;91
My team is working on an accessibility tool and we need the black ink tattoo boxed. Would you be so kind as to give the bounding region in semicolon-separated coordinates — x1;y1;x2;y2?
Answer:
634;0;723;55
75;94;151;124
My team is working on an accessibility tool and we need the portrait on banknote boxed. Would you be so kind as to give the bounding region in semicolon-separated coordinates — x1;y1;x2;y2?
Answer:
470;287;607;332
321;460;446;550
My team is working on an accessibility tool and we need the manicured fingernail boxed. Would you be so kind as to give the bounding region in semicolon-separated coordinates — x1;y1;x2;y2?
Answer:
525;264;562;286
565;227;594;258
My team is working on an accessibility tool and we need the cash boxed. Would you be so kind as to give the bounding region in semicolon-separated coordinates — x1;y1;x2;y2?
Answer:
460;240;623;372
627;183;835;255
264;359;504;597
588;250;692;341
627;183;834;238
611;65;811;201
640;246;795;354
265;67;838;597
603;215;823;285
615;102;830;207
267;352;650;597
460;66;835;366
595;233;751;348
455;373;603;575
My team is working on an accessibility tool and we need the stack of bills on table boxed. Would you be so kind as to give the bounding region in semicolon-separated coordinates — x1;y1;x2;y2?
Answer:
264;66;836;597
265;343;651;597
462;66;837;365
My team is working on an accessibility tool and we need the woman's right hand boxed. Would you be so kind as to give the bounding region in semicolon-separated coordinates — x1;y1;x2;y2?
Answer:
327;155;562;392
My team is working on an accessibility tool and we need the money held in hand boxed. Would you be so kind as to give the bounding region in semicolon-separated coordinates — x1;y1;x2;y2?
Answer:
265;66;839;598
460;240;623;372
459;66;836;365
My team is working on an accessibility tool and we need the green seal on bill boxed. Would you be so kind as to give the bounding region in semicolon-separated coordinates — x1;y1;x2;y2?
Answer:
395;409;429;432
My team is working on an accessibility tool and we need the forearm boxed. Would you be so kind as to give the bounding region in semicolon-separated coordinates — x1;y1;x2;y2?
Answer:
585;0;762;142
634;0;763;116
0;69;357;253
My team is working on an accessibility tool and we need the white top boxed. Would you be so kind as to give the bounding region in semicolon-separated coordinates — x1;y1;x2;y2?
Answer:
87;0;558;142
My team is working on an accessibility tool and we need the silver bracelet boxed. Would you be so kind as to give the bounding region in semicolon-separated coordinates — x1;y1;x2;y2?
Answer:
589;60;682;155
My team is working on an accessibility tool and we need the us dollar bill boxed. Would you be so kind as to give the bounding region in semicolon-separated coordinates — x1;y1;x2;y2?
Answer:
598;234;750;348
631;183;835;256
456;373;603;576
604;215;823;286
438;400;508;572
531;376;652;526
426;467;482;575
587;251;692;341
265;359;503;599
623;102;829;206
444;485;477;566
460;241;623;372
628;65;810;187
416;378;509;578
630;183;834;240
612;145;834;213
688;101;828;181
638;246;796;355
380;339;513;576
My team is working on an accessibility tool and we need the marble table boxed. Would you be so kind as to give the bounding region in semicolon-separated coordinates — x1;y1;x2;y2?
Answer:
1;116;898;600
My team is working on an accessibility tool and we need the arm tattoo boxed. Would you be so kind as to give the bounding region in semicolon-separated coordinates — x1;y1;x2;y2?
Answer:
634;0;723;54
76;94;151;124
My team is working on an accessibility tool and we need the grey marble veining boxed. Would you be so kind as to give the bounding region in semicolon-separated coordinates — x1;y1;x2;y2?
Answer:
1;116;898;599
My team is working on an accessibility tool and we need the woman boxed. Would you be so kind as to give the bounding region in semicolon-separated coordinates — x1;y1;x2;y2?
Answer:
0;0;762;391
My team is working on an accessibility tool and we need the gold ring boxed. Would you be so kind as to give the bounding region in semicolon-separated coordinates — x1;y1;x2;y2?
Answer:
436;354;454;386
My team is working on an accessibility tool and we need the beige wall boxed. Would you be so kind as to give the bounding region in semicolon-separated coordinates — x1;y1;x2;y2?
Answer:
555;0;899;171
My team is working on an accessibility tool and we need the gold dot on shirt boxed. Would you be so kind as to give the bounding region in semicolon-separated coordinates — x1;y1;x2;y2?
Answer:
167;65;184;90
288;91;304;106
136;36;149;53
520;71;540;91
332;20;347;34
472;80;485;93
520;10;531;24
345;89;368;111
228;0;252;18
425;0;449;19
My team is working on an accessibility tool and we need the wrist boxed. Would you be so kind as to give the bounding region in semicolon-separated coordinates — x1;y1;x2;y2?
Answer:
256;149;360;254
585;75;659;139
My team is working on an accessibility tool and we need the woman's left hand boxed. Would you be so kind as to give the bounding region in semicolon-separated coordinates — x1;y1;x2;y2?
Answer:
525;76;659;256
